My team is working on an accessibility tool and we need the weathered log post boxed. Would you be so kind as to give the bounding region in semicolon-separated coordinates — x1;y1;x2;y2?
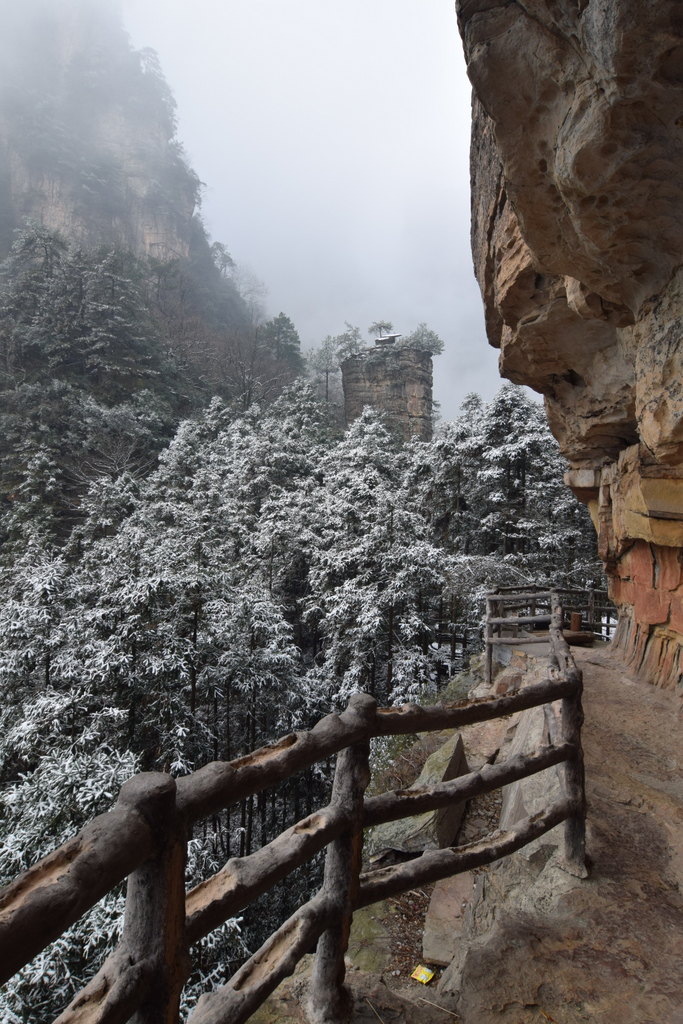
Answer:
119;773;190;1024
306;693;376;1024
549;598;588;878
560;677;587;877
485;594;494;684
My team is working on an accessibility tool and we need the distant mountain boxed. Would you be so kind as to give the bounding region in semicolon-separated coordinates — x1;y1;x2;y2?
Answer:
0;0;199;260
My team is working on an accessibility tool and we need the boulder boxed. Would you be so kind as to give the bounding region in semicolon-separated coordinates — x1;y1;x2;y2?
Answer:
366;733;468;857
499;706;562;833
347;907;393;974
422;872;475;966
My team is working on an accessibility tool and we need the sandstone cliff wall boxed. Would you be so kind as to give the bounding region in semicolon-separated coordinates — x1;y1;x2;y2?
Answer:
458;0;683;693
341;344;433;442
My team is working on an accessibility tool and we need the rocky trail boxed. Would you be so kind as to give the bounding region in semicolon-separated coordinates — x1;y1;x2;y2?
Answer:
436;648;683;1023
250;648;683;1023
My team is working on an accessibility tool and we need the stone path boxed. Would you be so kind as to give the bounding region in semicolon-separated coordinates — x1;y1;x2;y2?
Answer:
438;648;683;1023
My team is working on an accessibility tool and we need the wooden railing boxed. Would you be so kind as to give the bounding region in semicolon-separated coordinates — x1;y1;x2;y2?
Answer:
485;585;617;683
0;600;586;1024
557;586;617;641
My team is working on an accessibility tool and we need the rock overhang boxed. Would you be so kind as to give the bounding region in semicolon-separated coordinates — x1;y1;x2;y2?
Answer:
458;0;683;692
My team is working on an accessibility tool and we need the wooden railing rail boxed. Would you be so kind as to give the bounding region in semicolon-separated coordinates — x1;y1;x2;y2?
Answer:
554;586;617;641
185;736;577;950
357;797;576;906
485;584;617;682
0;603;587;1024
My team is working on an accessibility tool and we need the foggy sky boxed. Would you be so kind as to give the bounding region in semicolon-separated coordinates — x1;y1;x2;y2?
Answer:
121;0;502;420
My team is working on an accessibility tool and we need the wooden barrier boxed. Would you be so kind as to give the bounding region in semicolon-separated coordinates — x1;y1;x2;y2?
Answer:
485;585;617;683
0;606;587;1024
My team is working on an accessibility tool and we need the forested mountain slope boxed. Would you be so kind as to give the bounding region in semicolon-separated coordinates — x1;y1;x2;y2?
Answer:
0;0;197;259
0;0;308;522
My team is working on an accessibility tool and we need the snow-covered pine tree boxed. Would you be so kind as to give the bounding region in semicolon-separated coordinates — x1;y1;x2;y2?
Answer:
305;408;453;705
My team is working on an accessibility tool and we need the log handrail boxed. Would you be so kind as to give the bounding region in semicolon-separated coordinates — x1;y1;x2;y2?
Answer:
484;585;617;682
0;595;587;1024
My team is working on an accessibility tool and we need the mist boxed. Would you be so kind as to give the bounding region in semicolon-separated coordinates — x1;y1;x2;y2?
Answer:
120;0;500;419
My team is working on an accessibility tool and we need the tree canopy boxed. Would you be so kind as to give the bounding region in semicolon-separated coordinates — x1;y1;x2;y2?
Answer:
0;379;600;1019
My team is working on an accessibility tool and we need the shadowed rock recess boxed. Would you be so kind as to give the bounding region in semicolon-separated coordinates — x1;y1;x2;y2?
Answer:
457;0;683;692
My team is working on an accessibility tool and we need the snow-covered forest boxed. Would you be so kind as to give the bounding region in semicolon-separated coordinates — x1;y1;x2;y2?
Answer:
0;226;599;1013
0;7;600;1015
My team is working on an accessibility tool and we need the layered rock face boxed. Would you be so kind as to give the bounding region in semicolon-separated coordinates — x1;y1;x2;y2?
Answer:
458;0;683;692
341;342;433;441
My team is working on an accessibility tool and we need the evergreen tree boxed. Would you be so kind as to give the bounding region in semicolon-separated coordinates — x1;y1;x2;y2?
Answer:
306;322;364;410
305;409;452;704
0;686;137;1023
400;321;445;354
260;312;304;374
404;385;600;633
368;319;394;338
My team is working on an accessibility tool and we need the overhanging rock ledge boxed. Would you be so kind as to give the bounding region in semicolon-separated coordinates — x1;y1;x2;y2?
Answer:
457;0;683;693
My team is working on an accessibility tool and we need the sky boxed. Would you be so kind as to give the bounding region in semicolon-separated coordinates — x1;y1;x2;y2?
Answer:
121;0;502;420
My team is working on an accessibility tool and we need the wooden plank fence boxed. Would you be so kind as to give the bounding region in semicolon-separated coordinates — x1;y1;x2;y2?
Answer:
0;596;587;1024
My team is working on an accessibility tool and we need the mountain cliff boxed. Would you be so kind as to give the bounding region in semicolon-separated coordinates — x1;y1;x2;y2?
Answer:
458;0;683;692
0;0;199;259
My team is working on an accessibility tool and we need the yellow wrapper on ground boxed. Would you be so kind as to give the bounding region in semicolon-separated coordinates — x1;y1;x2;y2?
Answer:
410;965;435;984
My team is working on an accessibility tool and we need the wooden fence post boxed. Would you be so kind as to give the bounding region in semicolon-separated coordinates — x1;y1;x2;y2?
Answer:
485;595;494;685
119;774;189;1024
560;677;588;877
307;694;375;1024
548;596;588;878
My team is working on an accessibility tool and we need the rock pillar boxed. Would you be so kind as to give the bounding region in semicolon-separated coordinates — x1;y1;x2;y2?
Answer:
341;342;433;442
